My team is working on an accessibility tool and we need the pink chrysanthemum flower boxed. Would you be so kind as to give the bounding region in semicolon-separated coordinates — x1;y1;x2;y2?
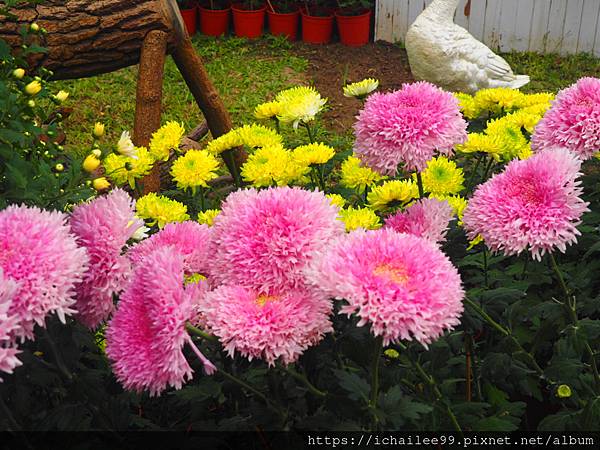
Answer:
307;229;464;346
70;189;143;329
106;246;215;397
128;221;211;276
463;148;589;261
200;285;332;365
0;205;88;340
532;77;600;160
385;198;454;244
209;187;344;293
354;82;468;175
0;270;22;381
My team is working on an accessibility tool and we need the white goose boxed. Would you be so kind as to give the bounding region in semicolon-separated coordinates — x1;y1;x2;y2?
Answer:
405;0;530;94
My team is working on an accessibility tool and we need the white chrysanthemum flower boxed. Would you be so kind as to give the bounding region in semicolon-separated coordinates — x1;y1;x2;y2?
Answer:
117;131;138;159
276;87;327;129
343;78;379;99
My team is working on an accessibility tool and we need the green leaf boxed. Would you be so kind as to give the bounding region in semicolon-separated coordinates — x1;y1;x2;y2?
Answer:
333;369;370;403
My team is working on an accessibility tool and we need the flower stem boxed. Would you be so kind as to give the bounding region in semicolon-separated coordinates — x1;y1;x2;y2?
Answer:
222;149;241;188
465;153;484;192
281;365;327;397
415;171;424;198
370;336;383;408
549;254;600;392
303;122;315;144
185;322;217;342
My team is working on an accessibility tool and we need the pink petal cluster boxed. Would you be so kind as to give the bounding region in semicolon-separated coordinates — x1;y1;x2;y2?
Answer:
385;198;454;244
532;77;600;160
354;82;468;175
463;147;589;261
70;189;142;329
200;285;332;365
106;246;215;397
209;187;344;293
129;221;211;276
306;229;464;346
0;205;88;340
0;270;22;380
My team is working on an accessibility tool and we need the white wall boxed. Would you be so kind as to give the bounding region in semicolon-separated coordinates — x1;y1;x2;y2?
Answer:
375;0;600;56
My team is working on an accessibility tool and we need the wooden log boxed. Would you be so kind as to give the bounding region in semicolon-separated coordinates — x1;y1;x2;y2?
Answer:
0;0;183;80
171;36;247;182
133;30;168;194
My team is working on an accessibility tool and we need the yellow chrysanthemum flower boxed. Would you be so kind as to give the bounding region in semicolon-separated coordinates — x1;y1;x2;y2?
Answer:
171;149;220;192
455;92;480;119
485;120;530;161
276;86;327;129
339;207;382;231
367;180;419;211
236;124;284;149
136;193;190;228
254;101;282;120
103;146;154;189
340;156;384;193
292;142;335;166
420;156;464;196
205;129;244;155
241;145;305;187
198;209;220;226
473;88;527;113
343;78;379;99
326;194;346;209
518;92;555;109
149;121;185;161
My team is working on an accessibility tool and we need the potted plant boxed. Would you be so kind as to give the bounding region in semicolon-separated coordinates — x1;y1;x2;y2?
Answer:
335;0;372;47
232;0;266;38
199;0;231;36
301;0;334;44
266;0;300;41
178;0;198;36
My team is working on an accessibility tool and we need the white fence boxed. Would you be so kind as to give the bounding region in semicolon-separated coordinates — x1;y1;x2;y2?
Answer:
375;0;600;56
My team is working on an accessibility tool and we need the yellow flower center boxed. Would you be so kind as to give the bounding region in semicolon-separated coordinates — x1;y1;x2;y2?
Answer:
373;263;410;286
256;294;279;307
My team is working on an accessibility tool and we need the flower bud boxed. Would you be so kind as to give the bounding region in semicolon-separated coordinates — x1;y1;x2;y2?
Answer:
55;90;69;102
82;154;101;173
27;100;35;108
13;68;25;79
91;149;102;158
24;80;42;96
92;177;110;191
93;122;105;138
30;23;40;32
384;349;400;359
54;163;64;172
557;384;572;398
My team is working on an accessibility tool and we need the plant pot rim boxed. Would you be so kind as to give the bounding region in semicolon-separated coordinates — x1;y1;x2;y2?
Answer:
334;8;372;18
231;3;266;12
267;8;300;16
301;10;334;19
198;5;232;12
180;5;197;12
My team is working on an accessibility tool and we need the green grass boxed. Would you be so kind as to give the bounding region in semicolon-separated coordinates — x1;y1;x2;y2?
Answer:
55;36;600;155
56;35;308;155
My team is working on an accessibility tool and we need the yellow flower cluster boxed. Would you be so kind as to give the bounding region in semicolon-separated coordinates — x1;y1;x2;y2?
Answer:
198;209;220;226
205;124;283;155
103;146;154;189
275;86;327;129
171;149;220;192
136;193;190;228
420;157;464;196
367;179;419;211
241;145;307;187
254;101;281;120
340;156;384;193
149;121;185;161
339;207;381;231
292;142;335;166
456;88;554;120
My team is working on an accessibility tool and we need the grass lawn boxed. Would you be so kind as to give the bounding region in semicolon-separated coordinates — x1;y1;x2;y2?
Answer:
55;35;600;156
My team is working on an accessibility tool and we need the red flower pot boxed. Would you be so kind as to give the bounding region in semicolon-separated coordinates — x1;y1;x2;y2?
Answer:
301;9;334;44
199;5;231;36
335;9;371;47
180;6;198;36
232;3;266;38
267;8;300;41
